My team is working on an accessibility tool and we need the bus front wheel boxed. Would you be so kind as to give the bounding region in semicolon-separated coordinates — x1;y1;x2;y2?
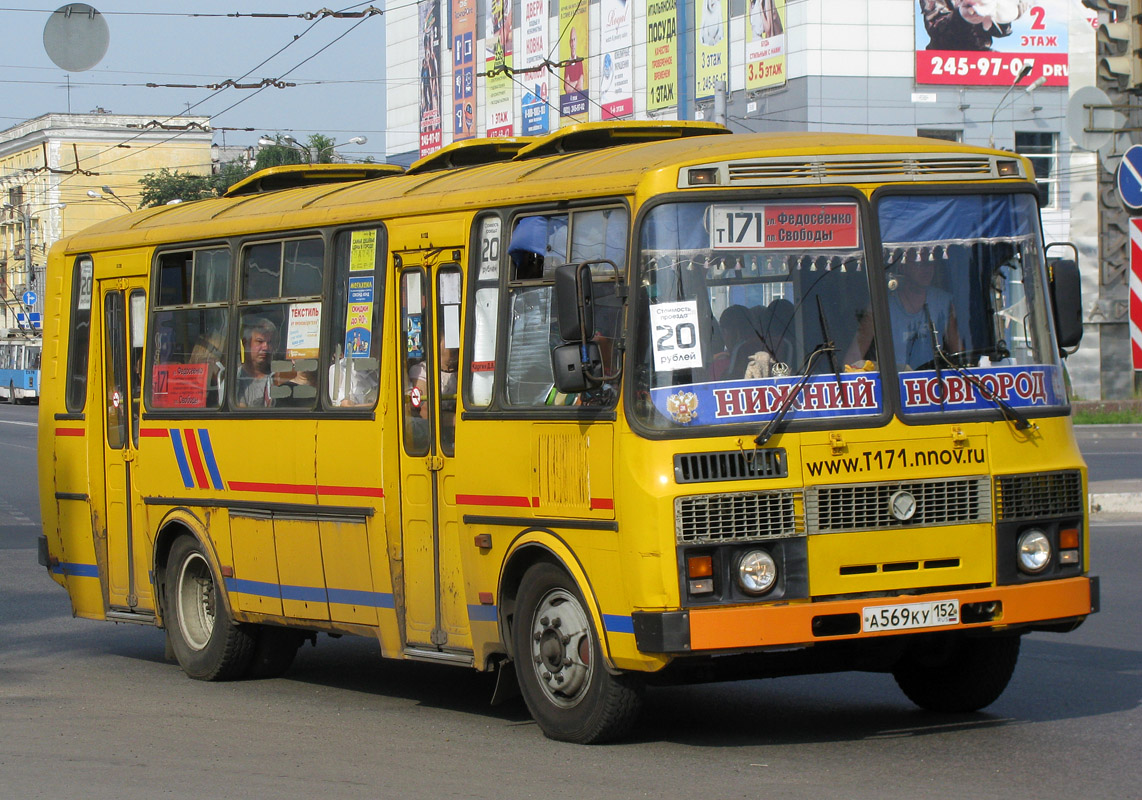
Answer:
163;535;256;681
892;633;1021;713
511;562;643;743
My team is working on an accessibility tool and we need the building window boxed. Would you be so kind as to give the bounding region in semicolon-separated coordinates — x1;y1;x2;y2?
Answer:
917;128;962;143
1015;132;1057;208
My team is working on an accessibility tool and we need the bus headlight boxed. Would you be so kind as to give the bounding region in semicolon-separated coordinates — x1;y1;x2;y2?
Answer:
1017;529;1051;574
736;550;777;595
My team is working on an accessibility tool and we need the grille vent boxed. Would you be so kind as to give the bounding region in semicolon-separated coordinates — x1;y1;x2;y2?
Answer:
725;155;996;186
675;490;802;543
995;470;1083;521
674;448;787;484
805;476;990;533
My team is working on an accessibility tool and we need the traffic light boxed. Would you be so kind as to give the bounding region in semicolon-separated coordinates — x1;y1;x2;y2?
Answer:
1093;0;1142;90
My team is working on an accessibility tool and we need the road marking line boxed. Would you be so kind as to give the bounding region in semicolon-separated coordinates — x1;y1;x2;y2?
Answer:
0;420;36;427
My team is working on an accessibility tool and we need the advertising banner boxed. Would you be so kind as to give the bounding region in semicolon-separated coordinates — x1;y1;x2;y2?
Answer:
485;0;514;136
418;0;442;156
915;0;1069;87
646;0;677;111
452;0;477;141
559;0;589;121
745;0;786;90
521;0;550;135
600;0;633;119
695;0;728;101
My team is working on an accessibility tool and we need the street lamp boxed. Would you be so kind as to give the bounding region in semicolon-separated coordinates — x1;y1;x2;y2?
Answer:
989;63;1035;148
258;134;368;164
1;201;66;293
87;186;132;211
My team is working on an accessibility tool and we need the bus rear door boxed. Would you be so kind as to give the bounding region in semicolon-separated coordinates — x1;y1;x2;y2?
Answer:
395;251;471;656
99;279;151;616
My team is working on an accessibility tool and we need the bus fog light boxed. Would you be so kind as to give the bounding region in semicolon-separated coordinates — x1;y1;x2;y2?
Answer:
736;550;777;595
1059;550;1079;565
1017;529;1051;574
689;578;714;595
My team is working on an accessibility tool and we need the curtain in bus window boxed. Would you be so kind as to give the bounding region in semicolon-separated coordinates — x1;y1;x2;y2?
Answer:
878;195;1036;243
570;207;628;270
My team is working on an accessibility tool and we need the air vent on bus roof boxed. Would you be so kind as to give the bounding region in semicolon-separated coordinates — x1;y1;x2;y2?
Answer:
223;163;405;197
514;120;729;160
723;154;998;185
406;137;536;174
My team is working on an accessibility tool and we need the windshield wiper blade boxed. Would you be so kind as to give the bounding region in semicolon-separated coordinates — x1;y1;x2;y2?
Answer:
923;304;945;408
928;327;1033;432
817;295;843;395
754;343;834;447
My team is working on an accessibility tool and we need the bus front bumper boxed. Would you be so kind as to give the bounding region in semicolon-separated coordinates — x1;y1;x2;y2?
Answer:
631;576;1098;654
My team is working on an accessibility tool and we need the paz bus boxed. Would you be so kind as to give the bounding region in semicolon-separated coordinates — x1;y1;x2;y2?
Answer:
37;122;1096;743
0;334;41;403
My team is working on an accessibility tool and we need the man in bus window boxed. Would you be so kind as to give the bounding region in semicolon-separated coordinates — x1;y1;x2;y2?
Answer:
237;316;277;407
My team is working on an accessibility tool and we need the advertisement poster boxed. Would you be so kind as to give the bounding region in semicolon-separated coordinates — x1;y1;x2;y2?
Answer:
418;0;442;157
485;0;514;137
646;0;677;111
151;363;208;409
346;276;374;359
695;0;729;101
745;0;786;90
560;0;589;121
452;0;477;140
286;302;322;360
349;229;376;271
521;0;550;135
915;0;1069;87
600;0;633;119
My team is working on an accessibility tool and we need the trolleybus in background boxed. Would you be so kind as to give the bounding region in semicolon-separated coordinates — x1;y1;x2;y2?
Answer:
0;334;41;403
37;122;1096;743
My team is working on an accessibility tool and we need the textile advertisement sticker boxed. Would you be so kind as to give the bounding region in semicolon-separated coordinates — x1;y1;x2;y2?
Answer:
651;301;703;371
286;302;322;359
711;204;859;250
350;230;377;271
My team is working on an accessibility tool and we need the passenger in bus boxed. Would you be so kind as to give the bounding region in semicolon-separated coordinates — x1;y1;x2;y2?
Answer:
408;330;458;418
845;248;961;370
236;316;277;407
329;349;379;407
508;216;550;280
711;305;761;380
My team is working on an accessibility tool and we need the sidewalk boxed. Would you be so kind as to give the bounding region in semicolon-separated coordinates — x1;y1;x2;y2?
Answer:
1075;424;1142;518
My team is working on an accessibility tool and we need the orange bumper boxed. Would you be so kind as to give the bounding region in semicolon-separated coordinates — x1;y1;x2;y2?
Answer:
687;577;1096;652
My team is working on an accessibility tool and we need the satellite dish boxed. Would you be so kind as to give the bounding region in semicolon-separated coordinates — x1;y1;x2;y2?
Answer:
1066;85;1117;153
43;4;109;73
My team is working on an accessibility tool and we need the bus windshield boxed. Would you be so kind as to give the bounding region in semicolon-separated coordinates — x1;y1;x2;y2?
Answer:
630;192;1064;433
632;197;882;431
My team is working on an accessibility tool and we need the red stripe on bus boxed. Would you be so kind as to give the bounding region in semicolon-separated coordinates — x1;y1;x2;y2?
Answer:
455;494;532;508
227;481;318;496
182;430;210;489
139;428;169;438
590;498;615;510
55;427;85;437
317;485;385;498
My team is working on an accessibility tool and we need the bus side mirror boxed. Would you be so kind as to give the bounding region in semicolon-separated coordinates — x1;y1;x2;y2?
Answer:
552;342;601;394
1046;244;1082;354
553;263;594;342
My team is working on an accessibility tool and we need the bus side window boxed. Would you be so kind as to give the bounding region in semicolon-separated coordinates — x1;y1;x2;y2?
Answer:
65;255;94;412
326;228;383;409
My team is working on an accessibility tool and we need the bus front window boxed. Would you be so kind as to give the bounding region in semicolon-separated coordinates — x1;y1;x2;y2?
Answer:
632;198;883;432
876;192;1066;417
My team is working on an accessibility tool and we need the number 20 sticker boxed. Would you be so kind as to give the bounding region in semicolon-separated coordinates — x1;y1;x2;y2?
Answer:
650;301;704;372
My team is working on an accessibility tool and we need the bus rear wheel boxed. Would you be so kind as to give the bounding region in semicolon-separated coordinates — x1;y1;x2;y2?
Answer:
163;535;256;681
511;562;643;744
892;633;1021;713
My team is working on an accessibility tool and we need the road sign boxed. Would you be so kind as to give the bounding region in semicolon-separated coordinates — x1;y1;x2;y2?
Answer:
15;312;42;330
1132;219;1142;370
1118;144;1142;212
21;290;37;307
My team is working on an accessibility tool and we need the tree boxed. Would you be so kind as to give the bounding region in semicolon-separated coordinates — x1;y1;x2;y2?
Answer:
137;160;254;208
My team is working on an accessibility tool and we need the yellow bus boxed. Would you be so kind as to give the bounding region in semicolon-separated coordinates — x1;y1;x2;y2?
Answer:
38;122;1096;743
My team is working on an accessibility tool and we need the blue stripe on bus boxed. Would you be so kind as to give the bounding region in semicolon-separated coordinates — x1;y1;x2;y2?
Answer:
51;562;100;578
168;429;195;489
603;614;635;634
467;604;498;622
197;429;224;490
327;587;396;609
226;578;395;609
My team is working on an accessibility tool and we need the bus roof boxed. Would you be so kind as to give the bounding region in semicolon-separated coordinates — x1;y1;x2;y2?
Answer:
54;128;1028;255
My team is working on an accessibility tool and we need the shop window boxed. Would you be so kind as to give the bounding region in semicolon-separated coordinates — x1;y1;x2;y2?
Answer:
1015;131;1057;208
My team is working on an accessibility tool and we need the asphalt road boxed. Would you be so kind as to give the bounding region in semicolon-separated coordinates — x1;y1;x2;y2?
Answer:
2;406;1139;799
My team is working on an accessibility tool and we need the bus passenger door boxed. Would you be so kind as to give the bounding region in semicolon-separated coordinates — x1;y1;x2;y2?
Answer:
100;281;151;614
396;254;471;653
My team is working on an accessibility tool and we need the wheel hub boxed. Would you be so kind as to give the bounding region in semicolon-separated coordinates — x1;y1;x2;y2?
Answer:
528;589;593;708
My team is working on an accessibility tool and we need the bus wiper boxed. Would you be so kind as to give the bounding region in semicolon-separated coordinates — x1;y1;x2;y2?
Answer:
816;295;843;395
926;314;1033;432
923;305;945;406
754;343;834;447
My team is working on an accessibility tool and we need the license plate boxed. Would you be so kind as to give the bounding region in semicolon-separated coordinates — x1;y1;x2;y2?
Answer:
861;599;960;633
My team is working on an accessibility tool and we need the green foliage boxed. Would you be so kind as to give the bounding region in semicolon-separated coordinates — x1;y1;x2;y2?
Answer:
137;160;254;208
254;134;306;170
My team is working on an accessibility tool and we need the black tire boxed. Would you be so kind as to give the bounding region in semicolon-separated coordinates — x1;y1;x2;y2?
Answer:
163;535;256;681
511;562;643;744
893;633;1021;713
246;626;305;679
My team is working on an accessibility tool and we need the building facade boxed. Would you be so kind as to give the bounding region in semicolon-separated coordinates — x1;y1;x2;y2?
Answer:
0;112;212;335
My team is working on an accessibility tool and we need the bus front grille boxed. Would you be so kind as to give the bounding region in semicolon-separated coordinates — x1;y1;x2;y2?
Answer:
995;470;1083;520
674;448;788;484
675;490;802;543
805;476;991;533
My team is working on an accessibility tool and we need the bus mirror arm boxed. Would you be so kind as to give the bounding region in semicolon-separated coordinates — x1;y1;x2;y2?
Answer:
552;260;627;390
